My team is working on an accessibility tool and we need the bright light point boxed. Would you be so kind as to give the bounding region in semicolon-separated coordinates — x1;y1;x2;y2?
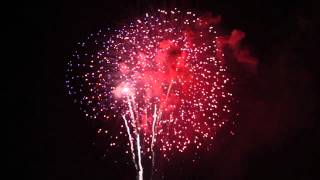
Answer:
122;87;130;93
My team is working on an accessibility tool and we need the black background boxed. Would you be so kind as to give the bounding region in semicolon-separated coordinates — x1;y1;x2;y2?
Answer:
8;0;319;179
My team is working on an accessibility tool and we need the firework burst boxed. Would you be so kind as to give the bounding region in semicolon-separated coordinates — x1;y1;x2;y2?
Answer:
66;8;234;180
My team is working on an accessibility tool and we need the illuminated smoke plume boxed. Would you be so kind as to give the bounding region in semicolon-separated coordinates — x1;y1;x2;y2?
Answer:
217;29;258;72
66;9;235;180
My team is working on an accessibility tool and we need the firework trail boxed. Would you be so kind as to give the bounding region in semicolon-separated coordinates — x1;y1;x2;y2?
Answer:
66;9;234;180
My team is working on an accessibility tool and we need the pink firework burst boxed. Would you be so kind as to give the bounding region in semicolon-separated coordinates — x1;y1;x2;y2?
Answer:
66;8;235;180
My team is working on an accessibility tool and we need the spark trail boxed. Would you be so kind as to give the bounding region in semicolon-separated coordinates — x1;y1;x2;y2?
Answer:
66;9;234;180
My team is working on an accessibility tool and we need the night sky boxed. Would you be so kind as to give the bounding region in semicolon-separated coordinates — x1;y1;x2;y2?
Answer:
9;0;319;179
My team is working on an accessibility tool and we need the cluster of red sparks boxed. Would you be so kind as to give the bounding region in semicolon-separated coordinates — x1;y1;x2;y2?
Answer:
66;8;235;179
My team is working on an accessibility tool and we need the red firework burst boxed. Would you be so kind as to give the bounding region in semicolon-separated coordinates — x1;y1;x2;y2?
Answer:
66;8;235;180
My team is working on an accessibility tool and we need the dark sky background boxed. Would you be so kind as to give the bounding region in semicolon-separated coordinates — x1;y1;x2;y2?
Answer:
9;0;319;180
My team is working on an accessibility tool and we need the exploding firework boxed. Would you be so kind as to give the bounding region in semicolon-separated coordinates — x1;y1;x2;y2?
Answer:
66;9;234;180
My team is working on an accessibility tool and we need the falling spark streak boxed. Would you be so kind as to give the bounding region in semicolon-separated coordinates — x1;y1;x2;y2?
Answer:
166;81;173;102
122;115;138;170
136;134;143;180
127;96;136;128
126;94;144;179
127;94;144;179
151;104;157;176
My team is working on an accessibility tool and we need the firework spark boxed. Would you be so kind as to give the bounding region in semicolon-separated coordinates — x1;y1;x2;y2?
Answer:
66;9;234;180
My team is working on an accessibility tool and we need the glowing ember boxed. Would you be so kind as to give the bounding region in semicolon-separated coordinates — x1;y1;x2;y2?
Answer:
66;8;234;180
